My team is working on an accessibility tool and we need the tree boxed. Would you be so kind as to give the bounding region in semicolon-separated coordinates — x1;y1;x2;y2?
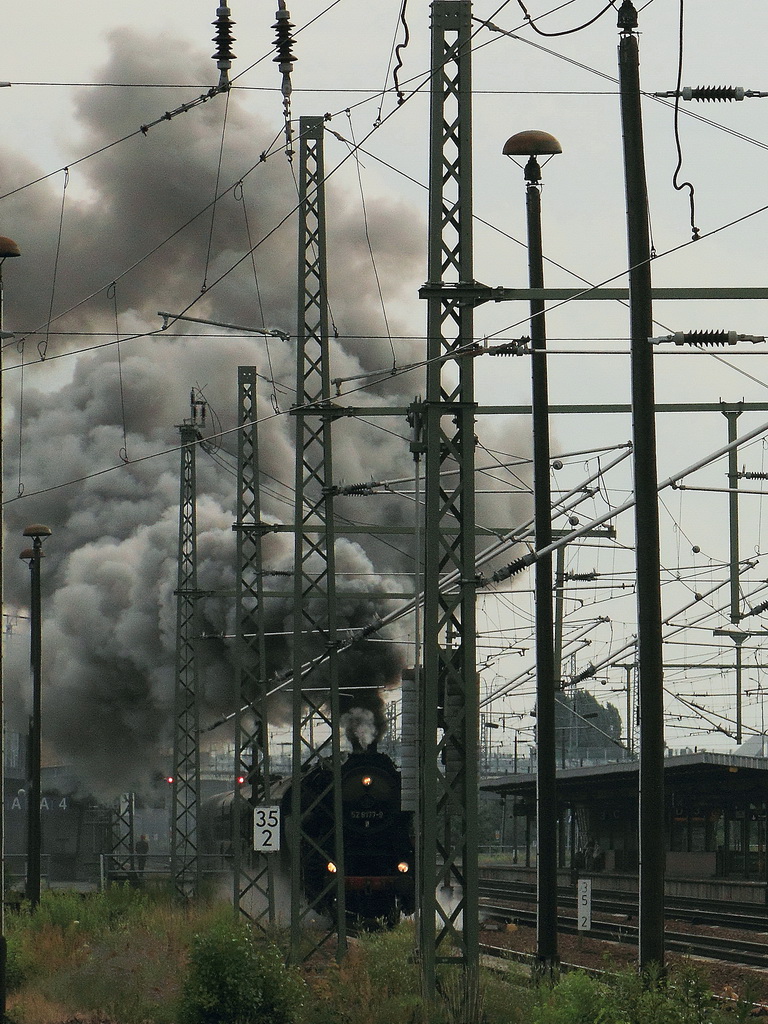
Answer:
554;689;623;762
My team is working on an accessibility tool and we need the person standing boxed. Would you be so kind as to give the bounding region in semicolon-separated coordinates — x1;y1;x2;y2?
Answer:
135;835;149;876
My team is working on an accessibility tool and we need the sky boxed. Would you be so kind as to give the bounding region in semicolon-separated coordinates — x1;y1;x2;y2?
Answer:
2;0;768;791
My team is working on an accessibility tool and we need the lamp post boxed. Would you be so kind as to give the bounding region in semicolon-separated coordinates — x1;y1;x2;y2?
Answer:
0;234;20;1015
503;129;562;975
20;524;51;910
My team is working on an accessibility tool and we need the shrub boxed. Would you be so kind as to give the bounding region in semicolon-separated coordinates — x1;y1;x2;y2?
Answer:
606;962;727;1024
178;919;305;1024
532;971;610;1024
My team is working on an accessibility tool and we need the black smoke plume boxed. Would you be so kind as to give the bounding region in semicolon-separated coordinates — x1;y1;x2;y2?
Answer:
0;29;531;797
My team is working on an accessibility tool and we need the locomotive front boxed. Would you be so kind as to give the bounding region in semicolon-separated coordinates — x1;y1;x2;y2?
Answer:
199;750;415;928
336;751;415;924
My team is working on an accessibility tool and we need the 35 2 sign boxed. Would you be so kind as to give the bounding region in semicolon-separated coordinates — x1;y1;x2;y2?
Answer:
252;806;280;852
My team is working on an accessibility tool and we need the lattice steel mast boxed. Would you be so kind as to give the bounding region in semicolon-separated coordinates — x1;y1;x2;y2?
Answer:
289;115;346;962
170;399;204;899
419;0;479;990
109;792;135;881
233;366;275;925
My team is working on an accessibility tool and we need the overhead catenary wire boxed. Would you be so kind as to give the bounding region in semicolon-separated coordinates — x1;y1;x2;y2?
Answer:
670;0;700;240
7;20;768;367
4;2;768;753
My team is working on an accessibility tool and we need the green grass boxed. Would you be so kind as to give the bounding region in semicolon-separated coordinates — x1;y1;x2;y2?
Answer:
3;890;751;1024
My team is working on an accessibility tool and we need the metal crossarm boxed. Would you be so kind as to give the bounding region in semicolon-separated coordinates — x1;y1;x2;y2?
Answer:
420;0;479;992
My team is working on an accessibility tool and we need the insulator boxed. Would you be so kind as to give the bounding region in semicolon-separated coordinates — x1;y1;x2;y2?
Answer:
339;482;380;496
617;0;638;31
739;470;768;480
571;663;597;684
211;5;236;73
682;86;745;102
491;553;534;583
273;5;297;160
358;620;382;639
672;330;737;347
564;571;599;582
487;338;529;357
273;8;297;75
745;599;768;617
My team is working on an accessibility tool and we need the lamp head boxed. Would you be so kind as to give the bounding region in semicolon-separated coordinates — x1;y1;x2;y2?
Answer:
503;130;562;182
502;130;562;158
23;524;52;541
0;236;20;259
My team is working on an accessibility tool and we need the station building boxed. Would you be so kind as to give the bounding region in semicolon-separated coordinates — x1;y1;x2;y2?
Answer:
481;751;768;900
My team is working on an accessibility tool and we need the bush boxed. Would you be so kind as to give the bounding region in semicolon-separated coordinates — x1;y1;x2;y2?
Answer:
605;963;724;1024
179;918;305;1024
532;971;611;1024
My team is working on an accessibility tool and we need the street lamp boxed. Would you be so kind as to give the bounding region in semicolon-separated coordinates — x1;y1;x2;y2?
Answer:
20;524;51;909
0;235;20;1015
503;129;561;975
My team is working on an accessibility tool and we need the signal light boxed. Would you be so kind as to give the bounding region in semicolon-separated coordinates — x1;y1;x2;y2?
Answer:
361;776;372;787
237;775;246;785
397;861;409;874
326;861;337;874
165;776;174;785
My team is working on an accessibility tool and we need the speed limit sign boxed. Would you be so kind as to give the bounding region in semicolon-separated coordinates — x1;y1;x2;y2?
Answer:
253;805;281;852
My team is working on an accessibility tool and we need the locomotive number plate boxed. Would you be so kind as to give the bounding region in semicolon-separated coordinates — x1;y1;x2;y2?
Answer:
253;805;281;852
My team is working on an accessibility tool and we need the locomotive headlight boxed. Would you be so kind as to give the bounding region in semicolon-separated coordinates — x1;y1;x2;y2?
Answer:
326;861;338;873
361;776;372;787
397;861;409;873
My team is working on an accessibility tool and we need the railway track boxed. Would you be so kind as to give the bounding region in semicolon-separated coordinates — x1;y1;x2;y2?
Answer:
479;880;768;969
479;878;768;933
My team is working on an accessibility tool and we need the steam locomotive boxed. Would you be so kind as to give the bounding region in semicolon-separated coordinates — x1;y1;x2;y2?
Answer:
200;750;416;927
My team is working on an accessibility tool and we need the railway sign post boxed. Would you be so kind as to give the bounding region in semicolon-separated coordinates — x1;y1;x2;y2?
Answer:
252;806;280;852
577;878;592;932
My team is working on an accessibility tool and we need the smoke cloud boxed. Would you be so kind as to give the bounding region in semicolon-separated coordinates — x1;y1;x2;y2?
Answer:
0;29;531;797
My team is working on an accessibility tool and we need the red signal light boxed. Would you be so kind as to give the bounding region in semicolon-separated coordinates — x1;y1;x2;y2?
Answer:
237;775;246;785
165;776;174;784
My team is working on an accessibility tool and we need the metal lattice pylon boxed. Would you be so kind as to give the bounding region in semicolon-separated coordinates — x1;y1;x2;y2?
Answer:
234;365;275;926
419;0;479;991
109;792;135;881
289;115;346;962
171;417;202;898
